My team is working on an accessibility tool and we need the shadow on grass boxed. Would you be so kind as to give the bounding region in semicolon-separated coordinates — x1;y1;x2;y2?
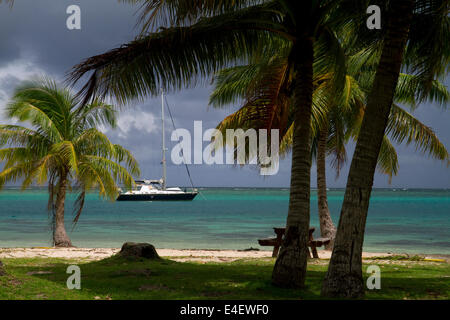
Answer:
1;256;322;299
1;256;448;300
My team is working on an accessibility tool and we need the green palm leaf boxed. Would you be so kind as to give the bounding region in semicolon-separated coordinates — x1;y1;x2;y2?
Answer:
377;136;399;182
69;2;285;104
387;104;449;161
120;0;262;30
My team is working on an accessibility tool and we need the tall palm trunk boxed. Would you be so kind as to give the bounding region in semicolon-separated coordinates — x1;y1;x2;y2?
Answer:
316;126;336;250
53;172;72;247
272;38;314;288
321;0;414;298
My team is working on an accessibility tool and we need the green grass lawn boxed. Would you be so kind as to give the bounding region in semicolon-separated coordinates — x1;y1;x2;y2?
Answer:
0;256;448;300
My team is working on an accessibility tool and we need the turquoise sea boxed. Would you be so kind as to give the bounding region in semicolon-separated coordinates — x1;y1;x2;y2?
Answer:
0;187;448;254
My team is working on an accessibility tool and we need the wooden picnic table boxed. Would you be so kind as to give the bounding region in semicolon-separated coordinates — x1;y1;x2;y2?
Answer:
258;227;330;258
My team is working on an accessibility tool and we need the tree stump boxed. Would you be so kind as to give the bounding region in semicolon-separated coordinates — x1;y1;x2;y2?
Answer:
118;242;160;259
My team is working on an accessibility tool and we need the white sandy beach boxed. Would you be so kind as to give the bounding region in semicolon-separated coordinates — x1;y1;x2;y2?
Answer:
0;247;410;263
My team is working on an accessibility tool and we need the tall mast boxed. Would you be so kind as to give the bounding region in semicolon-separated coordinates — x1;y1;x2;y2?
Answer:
161;88;167;190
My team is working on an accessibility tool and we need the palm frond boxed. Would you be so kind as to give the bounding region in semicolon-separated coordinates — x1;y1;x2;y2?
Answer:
376;135;399;183
69;3;284;104
0;125;47;150
314;25;347;95
77;162;108;196
394;73;449;108
0;147;33;169
209;64;267;108
50;141;79;175
72;189;86;227
112;144;141;177
387;104;449;161
74;128;116;157
279;122;293;157
404;0;450;96
6;80;73;142
21;155;54;189
75;100;118;130
327;112;347;178
0;162;32;189
120;0;264;30
6;100;63;143
80;155;135;198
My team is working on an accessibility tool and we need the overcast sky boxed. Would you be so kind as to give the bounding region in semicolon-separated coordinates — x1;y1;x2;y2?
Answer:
0;0;448;188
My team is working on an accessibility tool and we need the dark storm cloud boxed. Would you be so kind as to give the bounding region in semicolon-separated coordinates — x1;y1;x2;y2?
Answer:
0;1;448;188
0;0;138;76
0;40;20;68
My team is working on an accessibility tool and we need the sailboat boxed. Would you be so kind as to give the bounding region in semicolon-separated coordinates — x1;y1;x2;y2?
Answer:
116;91;198;201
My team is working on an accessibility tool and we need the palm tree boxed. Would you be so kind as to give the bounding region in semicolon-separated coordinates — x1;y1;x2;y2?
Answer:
69;0;358;287
322;0;449;297
210;48;448;250
0;79;140;247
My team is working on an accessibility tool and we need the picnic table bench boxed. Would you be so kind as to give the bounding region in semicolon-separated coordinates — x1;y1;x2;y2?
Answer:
258;227;330;258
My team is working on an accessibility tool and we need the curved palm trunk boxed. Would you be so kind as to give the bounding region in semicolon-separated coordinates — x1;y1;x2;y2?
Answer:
321;0;414;298
272;38;313;288
316;126;336;250
53;173;72;247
